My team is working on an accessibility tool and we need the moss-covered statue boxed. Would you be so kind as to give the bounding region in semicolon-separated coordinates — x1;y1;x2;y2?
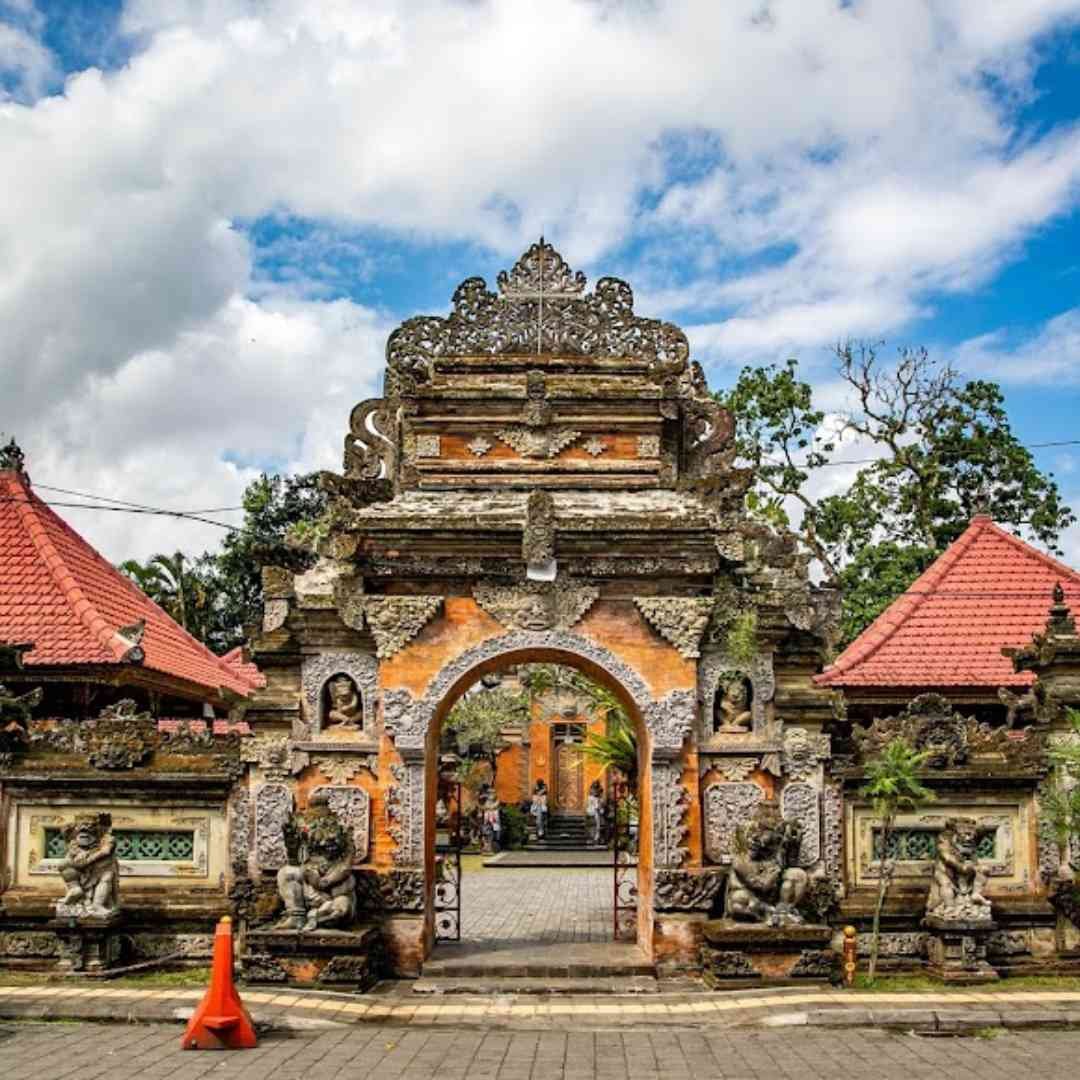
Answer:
926;816;992;922
275;790;357;931
724;801;808;926
56;812;120;918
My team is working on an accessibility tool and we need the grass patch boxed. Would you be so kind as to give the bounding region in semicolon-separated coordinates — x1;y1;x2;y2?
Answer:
851;973;1080;992
0;966;211;990
974;1026;1009;1040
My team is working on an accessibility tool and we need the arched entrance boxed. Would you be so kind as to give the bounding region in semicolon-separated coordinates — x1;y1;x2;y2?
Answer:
419;642;658;963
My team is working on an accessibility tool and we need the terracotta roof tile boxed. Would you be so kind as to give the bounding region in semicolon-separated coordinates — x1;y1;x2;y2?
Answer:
816;516;1080;690
0;469;253;700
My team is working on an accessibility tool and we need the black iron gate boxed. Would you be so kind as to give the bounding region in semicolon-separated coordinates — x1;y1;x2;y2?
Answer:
612;777;638;941
434;777;462;942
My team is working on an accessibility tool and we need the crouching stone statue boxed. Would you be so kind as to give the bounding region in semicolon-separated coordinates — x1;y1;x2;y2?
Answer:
926;816;992;922
275;790;357;932
56;813;120;918
724;801;808;927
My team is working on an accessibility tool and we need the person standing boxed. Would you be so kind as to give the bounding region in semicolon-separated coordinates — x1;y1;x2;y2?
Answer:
531;779;548;841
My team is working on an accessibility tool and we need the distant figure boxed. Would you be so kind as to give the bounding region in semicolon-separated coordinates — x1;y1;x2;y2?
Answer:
480;786;501;853
531;780;548;840
586;780;604;846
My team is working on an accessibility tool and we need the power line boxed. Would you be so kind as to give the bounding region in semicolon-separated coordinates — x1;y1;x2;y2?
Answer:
33;482;245;515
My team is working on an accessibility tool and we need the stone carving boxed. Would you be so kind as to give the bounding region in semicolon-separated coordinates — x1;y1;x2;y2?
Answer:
343;397;396;481
314;755;377;784
385;241;688;393
228;783;252;877
790;950;837;979
700;949;756;978
242;954;289;982
0;932;61;958
636;434;661;458
682;392;736;489
712;674;753;734
0;436;26;472
782;728;831;781
633;597;714;659
315;785;371;864
654;870;725;912
326;674;363;728
360;596;443;659
495;426;582;458
853;693;1046;774
583;437;606;457
382;688;424;750
987;930;1030;956
703;781;763;865
822;781;843;891
699;651;774;735
300;652;378;736
262;598;289;633
856;932;927;958
653;762;690;868
129;934;214;961
55;813;120;918
274;789;357;931
240;734;309;779
724;801;808;926
522;369;552;427
85;700;154;770
414;434;441;458
780;782;820;867
710;757;760;783
466;436;492;457
997;685;1038;729
0;681;41;765
355;869;425;913
498;238;587;296
925;816;993;922
644;689;696;752
473;579;599;632
522;490;556;572
255;783;293;870
387;762;424;867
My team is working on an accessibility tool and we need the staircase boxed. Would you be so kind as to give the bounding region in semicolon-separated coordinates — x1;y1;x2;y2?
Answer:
531;814;596;849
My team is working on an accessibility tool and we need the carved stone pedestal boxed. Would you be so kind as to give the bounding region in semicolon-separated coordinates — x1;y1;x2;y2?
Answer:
243;925;382;990
700;921;835;986
924;916;999;984
47;912;124;973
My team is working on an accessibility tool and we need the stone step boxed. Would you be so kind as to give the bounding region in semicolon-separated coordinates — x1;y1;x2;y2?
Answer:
411;975;661;995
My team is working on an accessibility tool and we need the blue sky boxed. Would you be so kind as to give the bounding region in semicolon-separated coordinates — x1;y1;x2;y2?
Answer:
1;1;1079;562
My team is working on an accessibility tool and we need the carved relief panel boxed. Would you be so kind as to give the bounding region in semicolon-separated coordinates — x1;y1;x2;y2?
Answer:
298;652;379;748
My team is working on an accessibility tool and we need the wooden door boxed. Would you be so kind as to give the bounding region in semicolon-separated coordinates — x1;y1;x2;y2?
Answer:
555;740;584;812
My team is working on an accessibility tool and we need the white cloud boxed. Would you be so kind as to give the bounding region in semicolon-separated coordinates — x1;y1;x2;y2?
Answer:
2;0;1080;564
951;306;1080;384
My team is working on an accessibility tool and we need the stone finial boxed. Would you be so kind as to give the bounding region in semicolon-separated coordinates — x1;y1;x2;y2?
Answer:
1048;582;1077;636
0;437;26;475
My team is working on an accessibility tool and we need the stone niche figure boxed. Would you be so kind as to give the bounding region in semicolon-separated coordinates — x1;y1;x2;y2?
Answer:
324;673;362;730
56;813;120;919
275;790;357;932
713;675;753;734
724;801;808;926
925;816;992;922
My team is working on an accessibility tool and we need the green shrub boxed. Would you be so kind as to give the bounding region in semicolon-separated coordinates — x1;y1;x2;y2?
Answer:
500;804;529;850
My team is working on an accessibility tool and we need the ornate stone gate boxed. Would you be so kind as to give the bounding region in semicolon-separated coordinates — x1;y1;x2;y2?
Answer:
244;241;838;975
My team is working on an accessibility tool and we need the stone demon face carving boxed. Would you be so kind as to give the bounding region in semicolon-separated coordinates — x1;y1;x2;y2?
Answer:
948;817;980;861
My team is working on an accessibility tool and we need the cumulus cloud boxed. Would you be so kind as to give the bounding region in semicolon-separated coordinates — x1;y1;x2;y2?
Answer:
1;0;1079;562
951;306;1080;384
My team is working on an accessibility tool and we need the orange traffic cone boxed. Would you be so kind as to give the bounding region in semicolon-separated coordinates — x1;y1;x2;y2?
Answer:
181;916;258;1050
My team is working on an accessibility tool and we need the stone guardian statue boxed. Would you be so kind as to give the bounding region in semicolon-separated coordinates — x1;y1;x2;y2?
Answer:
56;813;120;919
724;801;808;926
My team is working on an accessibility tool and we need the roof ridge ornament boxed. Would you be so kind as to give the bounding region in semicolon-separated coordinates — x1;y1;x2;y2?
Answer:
497;237;586;298
0;437;26;476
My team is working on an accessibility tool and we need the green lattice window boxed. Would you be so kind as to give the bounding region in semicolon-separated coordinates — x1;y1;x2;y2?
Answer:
872;828;996;861
43;828;195;862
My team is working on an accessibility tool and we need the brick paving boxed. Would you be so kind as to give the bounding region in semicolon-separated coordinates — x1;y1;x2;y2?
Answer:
459;866;612;944
4;1020;1080;1079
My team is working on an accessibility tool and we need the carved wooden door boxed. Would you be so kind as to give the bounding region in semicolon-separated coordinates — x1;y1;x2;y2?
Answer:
555;741;584;812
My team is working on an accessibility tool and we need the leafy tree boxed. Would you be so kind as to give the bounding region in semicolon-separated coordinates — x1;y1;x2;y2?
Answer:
860;739;935;981
119;550;203;634
443;686;529;784
578;708;638;785
721;344;1074;644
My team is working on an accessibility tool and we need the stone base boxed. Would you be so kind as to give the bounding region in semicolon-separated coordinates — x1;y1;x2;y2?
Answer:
243;925;382;990
46;912;125;973
924;916;999;984
700;920;836;985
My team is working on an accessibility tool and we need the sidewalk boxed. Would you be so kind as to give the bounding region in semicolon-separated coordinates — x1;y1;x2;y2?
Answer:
3;981;1080;1034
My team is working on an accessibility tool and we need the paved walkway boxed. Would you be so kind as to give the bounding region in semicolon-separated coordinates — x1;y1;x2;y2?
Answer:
3;1020;1080;1079
4;982;1080;1033
458;866;612;944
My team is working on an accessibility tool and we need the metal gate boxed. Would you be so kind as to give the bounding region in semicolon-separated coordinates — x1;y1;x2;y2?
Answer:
612;777;638;941
434;777;462;942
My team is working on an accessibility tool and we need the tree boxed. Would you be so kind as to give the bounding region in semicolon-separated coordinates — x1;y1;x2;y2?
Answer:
860;739;935;981
120;550;203;634
443;686;529;785
1043;709;1080;881
721;344;1074;644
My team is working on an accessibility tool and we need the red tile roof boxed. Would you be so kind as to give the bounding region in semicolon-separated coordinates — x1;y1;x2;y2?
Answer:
220;646;267;691
816;515;1080;690
0;468;254;701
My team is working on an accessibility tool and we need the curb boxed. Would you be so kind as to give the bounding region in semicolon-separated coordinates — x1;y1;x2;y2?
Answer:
757;1006;1080;1033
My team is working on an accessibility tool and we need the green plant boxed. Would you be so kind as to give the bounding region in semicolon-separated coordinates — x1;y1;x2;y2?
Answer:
444;687;529;788
725;610;759;667
579;708;638;785
499;803;529;850
1041;708;1080;889
859;738;935;981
